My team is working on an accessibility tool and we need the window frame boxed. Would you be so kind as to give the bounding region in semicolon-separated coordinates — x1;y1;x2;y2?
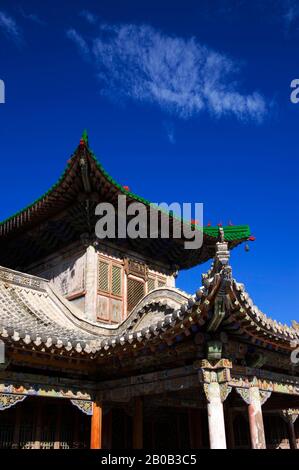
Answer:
97;255;124;323
98;255;123;300
127;274;146;313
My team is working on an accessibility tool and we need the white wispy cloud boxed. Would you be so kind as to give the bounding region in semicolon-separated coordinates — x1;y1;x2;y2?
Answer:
0;10;22;44
68;22;267;122
79;10;98;24
282;0;299;29
66;29;90;58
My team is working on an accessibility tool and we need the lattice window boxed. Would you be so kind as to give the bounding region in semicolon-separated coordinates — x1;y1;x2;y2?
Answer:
127;278;145;312
98;260;109;293
112;265;122;296
147;274;167;292
148;277;156;293
97;256;123;323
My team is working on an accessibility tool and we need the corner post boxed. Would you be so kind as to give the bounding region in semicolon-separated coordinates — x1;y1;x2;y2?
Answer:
198;358;232;449
280;409;298;449
90;399;103;449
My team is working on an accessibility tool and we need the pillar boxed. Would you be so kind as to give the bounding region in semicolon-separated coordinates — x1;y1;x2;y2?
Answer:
287;418;297;449
248;387;266;449
133;397;143;449
280;410;298;449
236;387;271;449
205;382;228;449
199;359;232;449
90;400;103;449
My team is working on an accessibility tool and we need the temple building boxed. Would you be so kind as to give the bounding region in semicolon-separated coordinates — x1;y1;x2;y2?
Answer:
0;133;298;450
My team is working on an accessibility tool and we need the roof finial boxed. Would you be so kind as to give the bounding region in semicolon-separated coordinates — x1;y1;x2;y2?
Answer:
81;129;89;145
215;228;230;265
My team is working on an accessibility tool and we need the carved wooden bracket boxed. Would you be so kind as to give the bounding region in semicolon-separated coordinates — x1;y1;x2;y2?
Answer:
235;387;272;406
0;393;27;411
203;382;232;403
280;409;299;424
70;399;93;416
199;358;233;403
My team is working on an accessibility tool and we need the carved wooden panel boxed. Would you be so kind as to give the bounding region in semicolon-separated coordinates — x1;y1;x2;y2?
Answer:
97;295;110;321
111;299;122;323
125;258;148;280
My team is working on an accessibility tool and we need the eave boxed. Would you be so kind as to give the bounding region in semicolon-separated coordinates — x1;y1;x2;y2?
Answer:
0;134;250;269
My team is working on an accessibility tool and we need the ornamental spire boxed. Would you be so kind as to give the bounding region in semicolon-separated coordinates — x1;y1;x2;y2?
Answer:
81;129;89;145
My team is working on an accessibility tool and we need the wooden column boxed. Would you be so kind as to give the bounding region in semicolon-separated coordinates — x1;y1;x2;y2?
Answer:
248;388;267;449
206;382;227;449
287;419;297;449
133;397;143;449
281;410;298;450
201;359;232;449
90;400;103;449
236;387;270;449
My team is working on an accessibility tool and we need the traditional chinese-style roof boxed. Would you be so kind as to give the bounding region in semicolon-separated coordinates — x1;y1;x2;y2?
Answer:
0;241;297;368
0;133;250;270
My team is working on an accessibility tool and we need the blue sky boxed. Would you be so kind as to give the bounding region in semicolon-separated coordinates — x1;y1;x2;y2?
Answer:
0;0;298;324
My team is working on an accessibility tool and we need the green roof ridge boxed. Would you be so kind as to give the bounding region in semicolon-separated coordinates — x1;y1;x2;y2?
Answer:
82;129;88;144
0;138;251;243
